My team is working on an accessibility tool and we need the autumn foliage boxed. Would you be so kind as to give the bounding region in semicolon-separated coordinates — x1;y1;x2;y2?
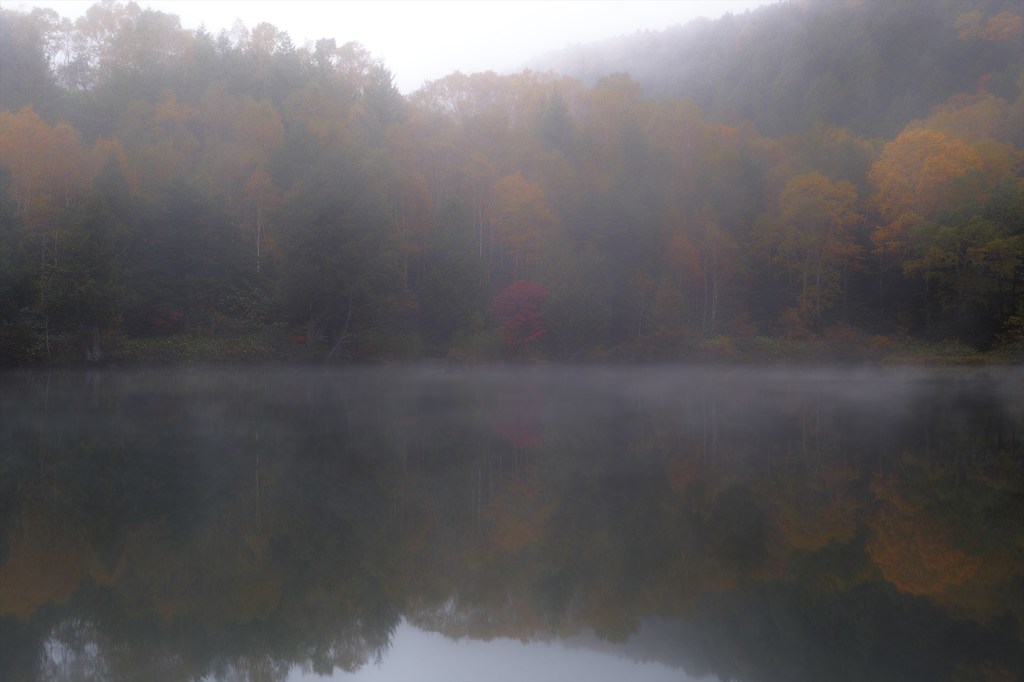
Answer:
489;280;549;351
0;0;1020;363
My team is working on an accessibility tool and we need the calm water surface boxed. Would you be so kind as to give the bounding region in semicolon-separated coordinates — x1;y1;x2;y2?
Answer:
1;365;1022;681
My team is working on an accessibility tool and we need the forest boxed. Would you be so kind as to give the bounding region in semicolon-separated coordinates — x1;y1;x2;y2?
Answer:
0;0;1021;365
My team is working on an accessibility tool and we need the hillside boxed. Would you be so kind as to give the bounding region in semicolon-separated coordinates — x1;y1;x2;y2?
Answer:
0;0;1021;366
530;0;1023;137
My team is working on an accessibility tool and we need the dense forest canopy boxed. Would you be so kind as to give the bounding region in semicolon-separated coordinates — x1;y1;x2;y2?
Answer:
0;0;1021;365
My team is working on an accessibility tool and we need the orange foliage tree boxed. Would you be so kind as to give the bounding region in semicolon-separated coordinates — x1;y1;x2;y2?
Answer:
868;128;983;259
867;476;981;597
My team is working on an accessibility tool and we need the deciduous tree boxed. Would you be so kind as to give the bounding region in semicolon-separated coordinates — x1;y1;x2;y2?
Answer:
758;172;862;326
868;128;982;257
489;279;548;352
490;174;556;280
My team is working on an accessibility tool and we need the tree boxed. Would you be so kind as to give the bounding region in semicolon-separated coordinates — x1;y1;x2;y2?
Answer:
356;63;406;142
246;21;283;96
757;172;862;326
793;123;878;191
869;126;1019;341
275;145;400;357
868;128;982;258
242;168;280;274
490;174;556;280
124;179;244;335
45;195;127;360
534;91;576;156
541;238;611;358
417;196;482;352
0;106;89;355
903;176;1024;343
0;106;86;223
679;206;739;338
0;8;61;114
489;280;548;353
920;93;1014;144
0;165;36;362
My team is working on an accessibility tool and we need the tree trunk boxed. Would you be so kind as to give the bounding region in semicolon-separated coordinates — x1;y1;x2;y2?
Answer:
84;326;103;363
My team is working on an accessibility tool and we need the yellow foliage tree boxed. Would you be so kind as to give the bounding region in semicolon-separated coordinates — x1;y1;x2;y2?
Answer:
868;128;983;257
490;173;556;280
0;106;86;224
764;172;863;323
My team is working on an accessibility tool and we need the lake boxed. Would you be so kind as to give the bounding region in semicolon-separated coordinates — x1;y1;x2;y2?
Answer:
1;365;1022;681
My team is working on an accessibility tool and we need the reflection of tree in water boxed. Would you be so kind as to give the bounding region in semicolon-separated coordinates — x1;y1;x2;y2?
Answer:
868;474;982;596
1;367;1022;681
767;464;861;552
490;386;544;449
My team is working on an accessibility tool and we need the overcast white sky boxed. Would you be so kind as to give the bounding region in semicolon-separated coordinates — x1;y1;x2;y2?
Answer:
14;1;780;93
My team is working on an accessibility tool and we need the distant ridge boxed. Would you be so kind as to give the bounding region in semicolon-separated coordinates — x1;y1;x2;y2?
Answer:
528;0;1023;136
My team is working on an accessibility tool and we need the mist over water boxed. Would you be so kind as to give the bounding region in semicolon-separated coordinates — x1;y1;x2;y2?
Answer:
2;365;1022;681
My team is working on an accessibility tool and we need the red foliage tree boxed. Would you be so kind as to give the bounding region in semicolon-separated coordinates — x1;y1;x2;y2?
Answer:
489;280;548;350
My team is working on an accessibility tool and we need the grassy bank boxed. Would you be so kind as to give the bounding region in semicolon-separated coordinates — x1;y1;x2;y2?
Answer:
3;324;1021;368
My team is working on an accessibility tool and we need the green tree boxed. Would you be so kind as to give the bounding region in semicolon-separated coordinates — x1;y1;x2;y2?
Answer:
0;165;36;363
124;179;245;335
45;195;127;359
417;196;482;353
276;145;400;358
541;238;611;358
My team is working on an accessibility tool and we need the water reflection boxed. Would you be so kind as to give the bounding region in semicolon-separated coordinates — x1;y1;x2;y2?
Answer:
313;618;696;682
1;365;1022;681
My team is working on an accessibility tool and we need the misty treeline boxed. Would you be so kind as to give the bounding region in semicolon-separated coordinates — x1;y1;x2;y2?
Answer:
0;0;1021;364
534;0;1024;138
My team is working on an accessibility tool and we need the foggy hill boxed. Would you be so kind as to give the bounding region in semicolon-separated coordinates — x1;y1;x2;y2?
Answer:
528;0;1023;137
0;0;1020;366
